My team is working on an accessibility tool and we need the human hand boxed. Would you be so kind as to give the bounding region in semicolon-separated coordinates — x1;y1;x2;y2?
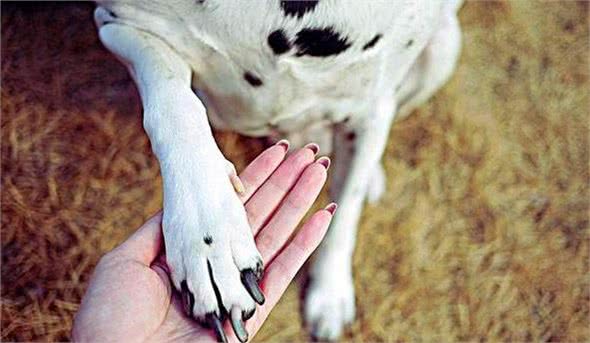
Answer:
72;142;335;342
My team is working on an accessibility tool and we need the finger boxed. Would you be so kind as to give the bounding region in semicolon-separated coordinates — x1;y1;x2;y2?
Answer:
246;207;334;334
246;143;319;234
111;211;163;265
238;140;289;203
256;160;328;265
150;254;172;295
151;253;170;274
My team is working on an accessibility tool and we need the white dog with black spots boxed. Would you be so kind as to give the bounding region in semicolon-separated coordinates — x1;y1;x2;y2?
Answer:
94;0;463;340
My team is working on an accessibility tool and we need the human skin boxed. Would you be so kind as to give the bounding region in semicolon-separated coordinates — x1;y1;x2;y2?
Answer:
72;142;335;342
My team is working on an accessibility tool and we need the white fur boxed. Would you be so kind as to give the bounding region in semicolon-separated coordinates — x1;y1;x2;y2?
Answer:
94;0;463;339
97;22;259;320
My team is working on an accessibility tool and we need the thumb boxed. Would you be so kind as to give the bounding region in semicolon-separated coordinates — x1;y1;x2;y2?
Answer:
112;211;164;265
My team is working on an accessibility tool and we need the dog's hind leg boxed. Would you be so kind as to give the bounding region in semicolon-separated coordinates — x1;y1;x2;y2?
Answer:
304;97;396;340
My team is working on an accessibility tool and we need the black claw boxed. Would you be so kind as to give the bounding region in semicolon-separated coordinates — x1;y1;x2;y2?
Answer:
242;308;255;321
180;281;194;317
231;311;249;343
241;269;265;305
206;313;228;343
219;307;229;322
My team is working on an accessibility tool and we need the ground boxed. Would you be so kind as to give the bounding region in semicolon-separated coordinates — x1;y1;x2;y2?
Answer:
1;1;588;342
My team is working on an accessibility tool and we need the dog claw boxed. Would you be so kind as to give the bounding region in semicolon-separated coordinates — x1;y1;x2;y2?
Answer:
241;269;265;305
226;161;245;194
230;173;245;194
180;281;194;317
206;312;228;343
231;308;249;342
242;308;255;321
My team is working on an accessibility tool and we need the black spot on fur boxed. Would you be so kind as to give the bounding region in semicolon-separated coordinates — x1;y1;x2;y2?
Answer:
294;27;351;57
281;0;319;18
204;235;213;245
346;132;356;141
362;34;382;50
244;72;263;87
268;30;291;55
405;39;414;48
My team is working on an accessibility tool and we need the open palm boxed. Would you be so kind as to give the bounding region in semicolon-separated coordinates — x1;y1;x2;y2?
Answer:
73;142;334;342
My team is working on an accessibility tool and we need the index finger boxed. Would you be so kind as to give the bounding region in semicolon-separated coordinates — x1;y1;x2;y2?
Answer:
238;140;289;203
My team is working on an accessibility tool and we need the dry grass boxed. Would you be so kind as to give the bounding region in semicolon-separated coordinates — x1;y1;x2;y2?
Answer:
1;1;589;342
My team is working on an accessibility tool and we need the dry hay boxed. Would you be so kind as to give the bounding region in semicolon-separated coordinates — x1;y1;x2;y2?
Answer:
1;2;589;342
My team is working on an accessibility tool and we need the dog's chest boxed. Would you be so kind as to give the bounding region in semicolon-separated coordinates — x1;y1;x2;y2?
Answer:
100;0;443;136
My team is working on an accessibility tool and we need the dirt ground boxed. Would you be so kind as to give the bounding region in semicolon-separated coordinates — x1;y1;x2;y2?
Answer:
1;1;588;342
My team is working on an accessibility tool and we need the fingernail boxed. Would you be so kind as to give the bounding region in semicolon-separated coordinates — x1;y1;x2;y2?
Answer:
325;202;338;215
275;139;289;151
304;142;320;156
316;156;331;170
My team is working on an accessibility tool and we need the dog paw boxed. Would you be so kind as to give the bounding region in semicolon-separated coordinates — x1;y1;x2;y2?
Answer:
304;273;355;341
162;158;262;342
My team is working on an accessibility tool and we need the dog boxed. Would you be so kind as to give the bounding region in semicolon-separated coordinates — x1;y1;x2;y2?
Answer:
93;0;463;340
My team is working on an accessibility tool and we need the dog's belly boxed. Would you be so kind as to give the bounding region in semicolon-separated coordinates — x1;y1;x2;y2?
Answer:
97;0;444;136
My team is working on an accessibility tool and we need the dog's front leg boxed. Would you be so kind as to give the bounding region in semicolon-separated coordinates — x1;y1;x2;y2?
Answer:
305;97;396;340
97;20;262;340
